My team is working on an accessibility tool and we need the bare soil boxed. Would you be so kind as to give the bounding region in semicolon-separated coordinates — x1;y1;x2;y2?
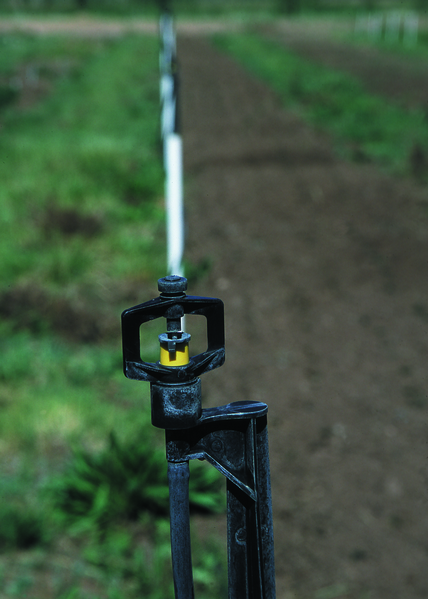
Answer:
178;34;428;599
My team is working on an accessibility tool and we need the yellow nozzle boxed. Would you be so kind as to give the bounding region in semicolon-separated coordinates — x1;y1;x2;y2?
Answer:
159;332;191;366
160;343;190;366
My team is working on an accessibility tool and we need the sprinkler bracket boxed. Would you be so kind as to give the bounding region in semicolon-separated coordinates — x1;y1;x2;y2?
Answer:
121;276;275;598
121;278;225;386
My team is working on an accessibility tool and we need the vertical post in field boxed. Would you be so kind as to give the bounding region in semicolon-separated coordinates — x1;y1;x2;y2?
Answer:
159;1;185;278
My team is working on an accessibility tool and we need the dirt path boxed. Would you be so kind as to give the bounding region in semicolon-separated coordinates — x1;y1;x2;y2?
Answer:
0;15;241;36
179;35;428;599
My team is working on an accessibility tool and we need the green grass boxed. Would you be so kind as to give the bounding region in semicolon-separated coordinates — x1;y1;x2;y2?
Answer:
0;34;165;292
0;32;226;599
214;32;428;177
0;32;166;454
0;516;227;599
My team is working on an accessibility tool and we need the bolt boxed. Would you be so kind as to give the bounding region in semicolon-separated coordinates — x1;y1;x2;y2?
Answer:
211;438;224;453
158;275;187;296
235;528;247;545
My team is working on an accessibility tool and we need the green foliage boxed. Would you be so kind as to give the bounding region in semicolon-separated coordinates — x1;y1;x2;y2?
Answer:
0;83;18;109
0;512;226;599
0;504;47;551
0;32;166;453
0;33;164;296
77;519;226;599
52;431;225;532
0;28;226;599
215;33;428;177
82;522;175;599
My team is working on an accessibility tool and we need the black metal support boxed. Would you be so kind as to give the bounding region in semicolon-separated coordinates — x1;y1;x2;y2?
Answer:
166;401;275;599
121;276;276;599
226;415;276;599
168;461;195;599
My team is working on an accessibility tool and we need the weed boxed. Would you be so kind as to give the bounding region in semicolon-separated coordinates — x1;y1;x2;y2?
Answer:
52;431;225;533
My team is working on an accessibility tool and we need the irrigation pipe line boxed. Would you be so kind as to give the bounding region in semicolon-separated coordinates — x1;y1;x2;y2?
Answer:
159;3;184;278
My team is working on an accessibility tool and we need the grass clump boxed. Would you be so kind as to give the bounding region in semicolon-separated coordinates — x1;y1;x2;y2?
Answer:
214;33;428;177
52;431;225;533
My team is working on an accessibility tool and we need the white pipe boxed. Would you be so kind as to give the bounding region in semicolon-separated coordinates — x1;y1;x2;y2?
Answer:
165;132;184;277
160;73;175;168
159;10;184;280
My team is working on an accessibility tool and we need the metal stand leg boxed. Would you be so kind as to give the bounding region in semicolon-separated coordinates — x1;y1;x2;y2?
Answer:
121;277;275;598
166;402;276;599
168;461;195;599
227;415;275;599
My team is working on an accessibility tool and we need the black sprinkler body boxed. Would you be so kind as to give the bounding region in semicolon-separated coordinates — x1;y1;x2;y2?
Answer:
122;275;225;429
121;276;276;599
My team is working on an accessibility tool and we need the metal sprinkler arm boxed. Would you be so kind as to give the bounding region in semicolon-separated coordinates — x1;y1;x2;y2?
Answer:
121;276;276;599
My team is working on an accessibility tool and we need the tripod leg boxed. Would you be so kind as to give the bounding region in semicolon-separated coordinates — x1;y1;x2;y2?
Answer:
168;461;195;599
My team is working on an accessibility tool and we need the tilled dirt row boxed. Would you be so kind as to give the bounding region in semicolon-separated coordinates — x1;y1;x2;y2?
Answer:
179;35;428;599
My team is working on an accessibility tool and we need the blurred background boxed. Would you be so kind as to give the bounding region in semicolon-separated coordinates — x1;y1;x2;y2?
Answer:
0;1;427;598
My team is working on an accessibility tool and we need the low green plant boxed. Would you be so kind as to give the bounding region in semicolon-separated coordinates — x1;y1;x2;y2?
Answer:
52;431;225;533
